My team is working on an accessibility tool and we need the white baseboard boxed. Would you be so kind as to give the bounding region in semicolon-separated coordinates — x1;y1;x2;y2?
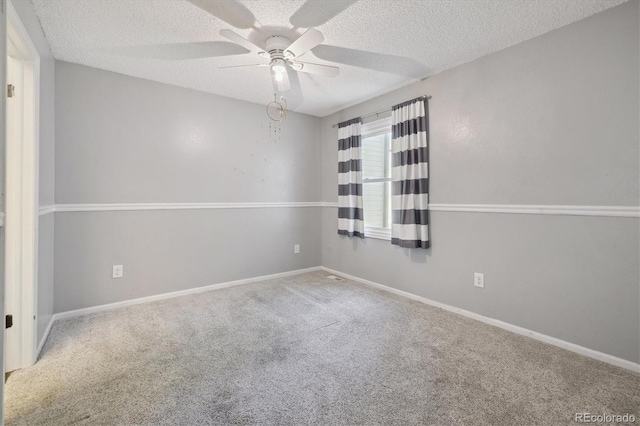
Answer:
53;266;322;322
36;315;55;360
320;267;640;373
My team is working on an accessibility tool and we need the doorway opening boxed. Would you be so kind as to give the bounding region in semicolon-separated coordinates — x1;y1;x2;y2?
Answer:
5;0;40;373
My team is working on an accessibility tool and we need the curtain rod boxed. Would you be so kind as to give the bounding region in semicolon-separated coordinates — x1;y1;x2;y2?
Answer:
330;95;431;128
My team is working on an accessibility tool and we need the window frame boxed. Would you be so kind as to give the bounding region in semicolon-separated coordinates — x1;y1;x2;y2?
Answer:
361;115;392;241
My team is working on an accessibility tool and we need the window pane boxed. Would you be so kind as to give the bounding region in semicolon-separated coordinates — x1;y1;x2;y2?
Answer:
362;133;390;179
361;130;391;229
363;182;386;228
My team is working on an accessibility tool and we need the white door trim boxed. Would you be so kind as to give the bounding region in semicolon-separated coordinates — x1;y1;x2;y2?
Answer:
5;0;40;370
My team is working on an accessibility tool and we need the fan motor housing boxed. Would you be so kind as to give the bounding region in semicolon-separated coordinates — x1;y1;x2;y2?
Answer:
265;35;291;60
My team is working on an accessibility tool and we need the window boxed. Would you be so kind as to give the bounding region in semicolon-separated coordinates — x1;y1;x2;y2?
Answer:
361;116;392;240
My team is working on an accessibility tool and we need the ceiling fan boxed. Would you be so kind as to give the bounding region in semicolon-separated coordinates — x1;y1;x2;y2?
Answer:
218;28;340;93
104;0;428;106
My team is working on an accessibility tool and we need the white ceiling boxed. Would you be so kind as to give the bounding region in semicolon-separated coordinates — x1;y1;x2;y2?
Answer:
33;0;626;117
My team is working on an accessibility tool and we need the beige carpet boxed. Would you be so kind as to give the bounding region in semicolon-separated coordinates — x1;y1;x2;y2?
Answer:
5;271;639;425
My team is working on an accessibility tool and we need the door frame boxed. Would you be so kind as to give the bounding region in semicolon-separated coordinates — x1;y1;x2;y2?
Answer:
5;0;39;371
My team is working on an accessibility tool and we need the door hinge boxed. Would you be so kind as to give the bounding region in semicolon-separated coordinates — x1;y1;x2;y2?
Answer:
5;314;13;329
7;84;15;98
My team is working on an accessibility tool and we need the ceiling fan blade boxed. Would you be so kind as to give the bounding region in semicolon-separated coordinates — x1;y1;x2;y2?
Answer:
285;29;324;59
187;0;257;29
312;45;430;78
218;63;269;69
101;42;249;60
220;29;265;55
292;62;339;78
290;0;359;28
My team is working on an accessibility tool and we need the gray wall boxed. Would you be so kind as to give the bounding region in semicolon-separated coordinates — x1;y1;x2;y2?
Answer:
54;62;322;312
55;62;321;204
12;0;55;346
321;1;640;363
54;208;320;312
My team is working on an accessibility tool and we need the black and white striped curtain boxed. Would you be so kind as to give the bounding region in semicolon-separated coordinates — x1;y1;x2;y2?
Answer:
337;118;365;238
391;98;430;248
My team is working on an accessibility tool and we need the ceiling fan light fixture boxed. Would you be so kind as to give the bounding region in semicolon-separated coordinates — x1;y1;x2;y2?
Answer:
271;59;287;83
271;59;287;75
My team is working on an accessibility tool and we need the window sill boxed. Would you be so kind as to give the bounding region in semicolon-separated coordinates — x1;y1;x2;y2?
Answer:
365;226;391;241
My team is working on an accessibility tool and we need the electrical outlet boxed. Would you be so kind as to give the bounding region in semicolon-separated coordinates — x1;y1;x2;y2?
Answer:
112;265;124;279
294;244;300;254
474;272;484;288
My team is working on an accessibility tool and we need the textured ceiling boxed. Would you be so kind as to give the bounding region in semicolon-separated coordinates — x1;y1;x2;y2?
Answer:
33;0;627;117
